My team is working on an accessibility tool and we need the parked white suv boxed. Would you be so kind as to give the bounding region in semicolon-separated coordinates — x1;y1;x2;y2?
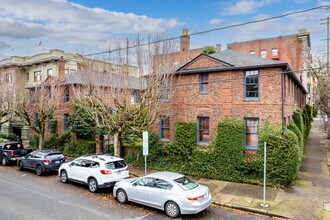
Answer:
58;154;129;192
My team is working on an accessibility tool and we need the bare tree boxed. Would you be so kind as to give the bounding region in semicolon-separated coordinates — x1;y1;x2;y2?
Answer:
15;78;62;149
73;36;178;156
0;83;15;125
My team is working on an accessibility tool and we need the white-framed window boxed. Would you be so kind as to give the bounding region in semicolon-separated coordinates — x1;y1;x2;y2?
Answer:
244;70;259;99
34;71;42;82
70;69;76;74
197;116;210;144
244;118;259;149
131;90;140;104
65;69;69;75
5;73;12;83
249;50;255;55
272;48;278;57
47;69;53;77
260;50;267;58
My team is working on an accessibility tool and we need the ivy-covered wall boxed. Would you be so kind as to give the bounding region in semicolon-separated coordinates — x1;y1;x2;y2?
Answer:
127;106;314;186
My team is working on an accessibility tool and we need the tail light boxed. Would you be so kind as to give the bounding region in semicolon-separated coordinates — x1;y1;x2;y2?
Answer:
42;159;49;165
10;151;14;156
100;169;112;175
186;195;203;201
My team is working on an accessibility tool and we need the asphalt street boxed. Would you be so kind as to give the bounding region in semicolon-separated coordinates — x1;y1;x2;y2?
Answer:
0;165;276;220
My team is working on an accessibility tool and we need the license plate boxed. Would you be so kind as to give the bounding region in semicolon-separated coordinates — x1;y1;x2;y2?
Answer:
55;161;60;164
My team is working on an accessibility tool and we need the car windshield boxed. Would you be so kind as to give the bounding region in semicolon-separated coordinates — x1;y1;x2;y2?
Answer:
105;160;127;170
174;176;199;190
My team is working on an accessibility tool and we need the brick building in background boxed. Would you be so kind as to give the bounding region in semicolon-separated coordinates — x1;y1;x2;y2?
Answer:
227;29;314;104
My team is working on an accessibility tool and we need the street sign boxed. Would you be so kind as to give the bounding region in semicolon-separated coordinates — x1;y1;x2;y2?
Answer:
142;131;148;175
142;131;148;156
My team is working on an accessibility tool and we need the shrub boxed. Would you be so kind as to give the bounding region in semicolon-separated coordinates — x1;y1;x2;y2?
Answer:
44;133;70;151
7;133;17;141
287;122;304;162
305;104;313;121
0;133;7;139
212;118;245;180
126;118;303;186
293;109;305;137
258;124;299;185
63;140;95;157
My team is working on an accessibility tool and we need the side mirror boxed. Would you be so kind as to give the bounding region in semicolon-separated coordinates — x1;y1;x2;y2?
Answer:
132;183;137;187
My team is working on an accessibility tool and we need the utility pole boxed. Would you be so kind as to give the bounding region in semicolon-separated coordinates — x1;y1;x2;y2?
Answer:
321;17;330;73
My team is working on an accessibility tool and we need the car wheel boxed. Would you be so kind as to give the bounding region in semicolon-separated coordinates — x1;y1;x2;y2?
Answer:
165;201;180;218
1;157;7;166
116;189;128;204
88;178;98;193
19;161;24;171
36;165;43;176
60;170;68;183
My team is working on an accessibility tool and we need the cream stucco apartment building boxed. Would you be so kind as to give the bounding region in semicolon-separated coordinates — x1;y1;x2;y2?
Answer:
0;49;137;141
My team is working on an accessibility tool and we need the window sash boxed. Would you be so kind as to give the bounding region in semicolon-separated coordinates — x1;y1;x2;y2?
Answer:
198;117;210;143
199;73;208;92
160;116;170;139
244;70;259;99
245;118;259;149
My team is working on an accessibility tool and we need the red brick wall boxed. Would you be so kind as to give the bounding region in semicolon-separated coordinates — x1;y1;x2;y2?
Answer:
227;35;303;71
151;67;305;142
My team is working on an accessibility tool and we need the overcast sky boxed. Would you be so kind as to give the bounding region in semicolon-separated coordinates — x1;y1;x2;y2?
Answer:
0;0;329;59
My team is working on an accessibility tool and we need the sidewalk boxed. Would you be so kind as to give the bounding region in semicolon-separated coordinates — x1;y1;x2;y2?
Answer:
129;115;330;220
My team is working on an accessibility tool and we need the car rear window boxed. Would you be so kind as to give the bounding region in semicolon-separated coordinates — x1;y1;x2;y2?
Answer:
47;153;64;159
174;176;199;190
105;160;127;170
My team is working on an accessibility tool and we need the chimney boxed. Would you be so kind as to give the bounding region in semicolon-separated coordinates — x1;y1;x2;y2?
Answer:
180;29;190;65
216;44;221;52
58;56;65;81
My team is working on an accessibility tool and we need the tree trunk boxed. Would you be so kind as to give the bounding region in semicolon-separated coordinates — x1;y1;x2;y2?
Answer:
38;125;45;150
38;135;44;150
95;135;103;154
113;131;122;157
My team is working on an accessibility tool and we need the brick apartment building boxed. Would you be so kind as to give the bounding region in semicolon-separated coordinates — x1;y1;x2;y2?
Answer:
152;48;306;151
227;29;314;104
0;49;138;141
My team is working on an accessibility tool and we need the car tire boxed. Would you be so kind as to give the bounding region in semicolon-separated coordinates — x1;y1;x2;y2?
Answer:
60;170;68;183
36;165;43;176
19;161;24;171
1;157;8;166
116;189;128;204
165;201;180;218
88;178;98;193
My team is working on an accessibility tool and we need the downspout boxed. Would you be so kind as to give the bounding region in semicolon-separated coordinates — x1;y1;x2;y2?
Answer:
281;71;285;133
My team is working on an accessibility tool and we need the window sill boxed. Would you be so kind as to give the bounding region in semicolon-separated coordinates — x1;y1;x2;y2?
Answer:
244;146;258;150
199;91;208;94
244;98;259;101
198;141;209;146
160;138;170;142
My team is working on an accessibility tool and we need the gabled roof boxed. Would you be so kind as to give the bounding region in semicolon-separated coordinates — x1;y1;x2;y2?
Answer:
175;49;307;94
176;49;288;73
210;49;287;67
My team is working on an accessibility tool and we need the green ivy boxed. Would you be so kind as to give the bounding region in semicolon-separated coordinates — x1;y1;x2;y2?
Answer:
63;140;95;157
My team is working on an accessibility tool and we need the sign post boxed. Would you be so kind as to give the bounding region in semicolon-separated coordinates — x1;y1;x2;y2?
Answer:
142;131;149;175
260;142;269;208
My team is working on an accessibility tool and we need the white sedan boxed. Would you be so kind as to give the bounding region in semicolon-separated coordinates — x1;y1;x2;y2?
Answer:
113;172;211;218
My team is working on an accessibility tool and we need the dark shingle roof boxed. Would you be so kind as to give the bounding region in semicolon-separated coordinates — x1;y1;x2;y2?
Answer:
210;49;287;67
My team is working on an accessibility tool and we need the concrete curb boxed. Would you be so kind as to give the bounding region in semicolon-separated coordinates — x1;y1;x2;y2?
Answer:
212;201;291;219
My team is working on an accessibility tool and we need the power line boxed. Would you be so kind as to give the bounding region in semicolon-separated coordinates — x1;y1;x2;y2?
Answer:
85;4;330;57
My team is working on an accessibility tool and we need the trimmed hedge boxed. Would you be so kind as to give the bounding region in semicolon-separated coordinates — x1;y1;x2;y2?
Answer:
44;133;70;151
126;118;303;186
63;140;95;157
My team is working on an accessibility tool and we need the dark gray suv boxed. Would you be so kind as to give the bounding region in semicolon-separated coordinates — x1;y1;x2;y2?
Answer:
18;149;66;176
